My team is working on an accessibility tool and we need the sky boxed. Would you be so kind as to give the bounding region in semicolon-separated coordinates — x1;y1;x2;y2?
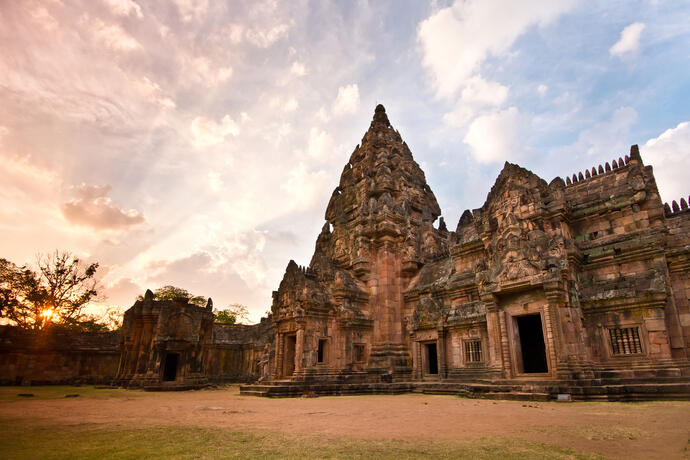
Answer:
1;0;689;323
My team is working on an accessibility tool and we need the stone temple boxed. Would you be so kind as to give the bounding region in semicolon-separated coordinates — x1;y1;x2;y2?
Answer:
3;104;688;400
242;104;690;399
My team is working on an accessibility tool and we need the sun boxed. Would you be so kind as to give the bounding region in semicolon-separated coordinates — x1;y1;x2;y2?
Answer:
40;308;55;322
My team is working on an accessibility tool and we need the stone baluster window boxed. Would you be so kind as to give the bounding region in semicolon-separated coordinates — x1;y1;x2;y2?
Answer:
465;340;483;363
609;327;642;355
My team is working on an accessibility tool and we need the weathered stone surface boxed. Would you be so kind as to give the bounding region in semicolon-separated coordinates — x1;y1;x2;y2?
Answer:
114;296;273;389
260;105;690;399
0;325;120;385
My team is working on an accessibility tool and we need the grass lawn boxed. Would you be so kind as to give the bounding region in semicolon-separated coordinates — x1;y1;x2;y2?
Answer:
0;417;602;460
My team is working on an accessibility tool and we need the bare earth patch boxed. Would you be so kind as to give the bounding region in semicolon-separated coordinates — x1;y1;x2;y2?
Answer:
0;385;688;459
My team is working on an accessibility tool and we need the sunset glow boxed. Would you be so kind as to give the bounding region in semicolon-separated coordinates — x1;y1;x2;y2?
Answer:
0;1;688;322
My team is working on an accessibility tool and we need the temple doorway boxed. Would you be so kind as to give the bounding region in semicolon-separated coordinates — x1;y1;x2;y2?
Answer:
162;352;179;381
425;342;438;375
283;335;296;377
516;314;548;373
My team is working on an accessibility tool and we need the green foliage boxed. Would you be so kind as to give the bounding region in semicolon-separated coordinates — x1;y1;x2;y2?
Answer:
0;251;100;330
138;285;207;306
214;304;249;324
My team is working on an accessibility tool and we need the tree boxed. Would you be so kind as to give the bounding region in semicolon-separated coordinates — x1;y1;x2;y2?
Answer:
214;304;249;324
137;285;207;306
0;251;100;330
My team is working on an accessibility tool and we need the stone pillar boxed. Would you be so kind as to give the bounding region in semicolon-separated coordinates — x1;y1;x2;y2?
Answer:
413;339;422;379
483;296;504;374
498;310;512;379
437;327;447;379
273;333;283;379
295;329;305;372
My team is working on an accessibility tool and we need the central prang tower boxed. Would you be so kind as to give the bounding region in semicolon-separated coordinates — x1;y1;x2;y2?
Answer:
270;104;448;381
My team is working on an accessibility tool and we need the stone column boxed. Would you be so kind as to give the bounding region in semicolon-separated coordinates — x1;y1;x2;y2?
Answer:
437;327;447;379
273;333;283;379
295;329;305;372
483;296;504;374
498;310;513;379
413;339;422;380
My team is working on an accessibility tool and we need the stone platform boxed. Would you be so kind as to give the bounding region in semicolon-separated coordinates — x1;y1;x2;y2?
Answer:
240;376;690;401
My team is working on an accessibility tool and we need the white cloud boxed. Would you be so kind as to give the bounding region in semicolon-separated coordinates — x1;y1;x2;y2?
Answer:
332;84;360;116
306;127;336;162
30;7;59;31
643;121;690;203
537;84;548;96
610;22;646;57
281;163;331;212
102;0;143;18
246;24;291;48
418;0;575;98
290;61;307;76
443;76;509;126
184;56;233;87
463;107;526;164
190;115;240;149
91;19;141;51
61;184;146;230
207;171;223;192
172;0;208;22
283;97;299;112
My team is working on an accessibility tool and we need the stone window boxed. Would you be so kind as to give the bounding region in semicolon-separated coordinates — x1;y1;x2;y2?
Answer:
353;343;366;363
609;327;642;355
465;340;483;363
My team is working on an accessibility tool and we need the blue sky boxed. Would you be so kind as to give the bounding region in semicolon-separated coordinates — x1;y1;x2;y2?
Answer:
1;0;688;321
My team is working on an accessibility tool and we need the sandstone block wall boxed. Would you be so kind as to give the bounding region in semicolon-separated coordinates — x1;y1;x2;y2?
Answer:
0;325;120;385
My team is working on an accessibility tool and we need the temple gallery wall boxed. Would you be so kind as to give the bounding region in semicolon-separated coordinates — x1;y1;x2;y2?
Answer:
2;105;689;400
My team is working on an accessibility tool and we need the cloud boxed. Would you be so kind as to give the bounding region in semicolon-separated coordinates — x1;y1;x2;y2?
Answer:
642;121;690;203
183;56;233;87
61;184;146;230
290;61;307;76
418;0;575;98
537;84;548;96
172;0;208;22
463;107;526;164
102;0;143;19
610;22;646;57
246;23;291;48
332;84;360;116
90;19;141;52
30;6;59;31
190;115;240;149
104;277;143;306
443;76;509;126
306;127;336;162
281;163;331;212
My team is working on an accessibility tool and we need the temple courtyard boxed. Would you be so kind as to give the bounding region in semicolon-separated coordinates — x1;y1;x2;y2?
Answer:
0;386;688;459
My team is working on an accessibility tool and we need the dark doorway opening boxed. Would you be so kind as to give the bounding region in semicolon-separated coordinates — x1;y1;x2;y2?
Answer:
163;353;179;381
425;343;438;375
284;335;296;377
317;339;327;363
516;314;548;373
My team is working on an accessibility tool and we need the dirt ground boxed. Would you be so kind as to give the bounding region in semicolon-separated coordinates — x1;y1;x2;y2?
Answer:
1;386;688;459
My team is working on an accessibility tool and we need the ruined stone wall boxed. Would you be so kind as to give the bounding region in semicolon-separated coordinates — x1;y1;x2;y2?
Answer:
204;317;274;382
0;325;120;385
